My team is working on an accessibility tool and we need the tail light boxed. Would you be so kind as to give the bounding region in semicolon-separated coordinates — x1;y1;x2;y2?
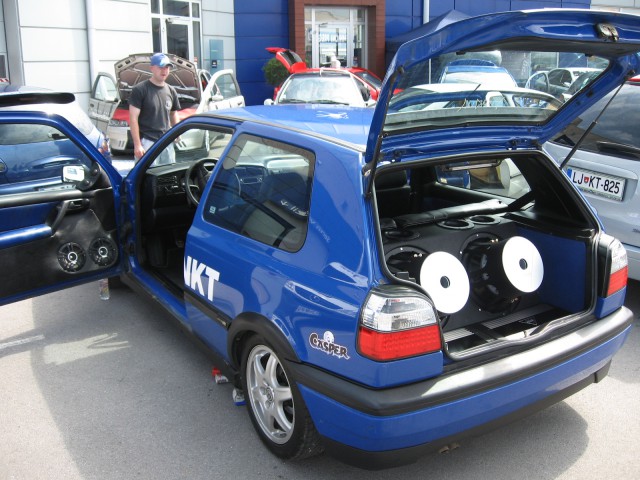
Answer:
595;234;628;318
598;234;628;297
358;286;441;361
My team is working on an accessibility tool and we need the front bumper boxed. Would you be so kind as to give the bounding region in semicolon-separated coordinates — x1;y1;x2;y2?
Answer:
290;306;633;469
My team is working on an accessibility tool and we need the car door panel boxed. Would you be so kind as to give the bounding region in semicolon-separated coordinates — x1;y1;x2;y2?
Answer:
197;70;245;113
88;73;120;132
0;186;119;303
0;114;121;306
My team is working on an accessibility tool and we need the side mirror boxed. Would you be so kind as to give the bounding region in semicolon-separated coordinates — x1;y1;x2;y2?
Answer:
62;165;85;183
63;163;101;191
263;98;275;106
211;94;224;102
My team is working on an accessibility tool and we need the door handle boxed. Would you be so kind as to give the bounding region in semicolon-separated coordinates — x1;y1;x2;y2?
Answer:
50;198;89;231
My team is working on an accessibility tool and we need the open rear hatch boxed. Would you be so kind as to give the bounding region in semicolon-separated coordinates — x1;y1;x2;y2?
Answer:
368;9;639;360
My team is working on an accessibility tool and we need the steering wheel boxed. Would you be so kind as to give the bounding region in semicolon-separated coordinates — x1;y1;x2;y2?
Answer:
185;158;217;206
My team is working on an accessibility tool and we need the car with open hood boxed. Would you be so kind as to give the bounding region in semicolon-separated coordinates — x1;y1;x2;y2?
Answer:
88;53;244;153
1;10;637;469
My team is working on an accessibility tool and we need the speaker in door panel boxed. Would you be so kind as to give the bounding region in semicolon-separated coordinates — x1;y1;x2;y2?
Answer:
419;251;470;314
57;242;86;273
463;235;544;313
89;237;117;267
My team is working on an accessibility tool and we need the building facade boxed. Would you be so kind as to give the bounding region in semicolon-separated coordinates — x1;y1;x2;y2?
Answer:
0;0;638;108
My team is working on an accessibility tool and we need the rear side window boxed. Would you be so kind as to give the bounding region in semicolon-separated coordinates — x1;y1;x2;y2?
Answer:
203;134;314;252
551;82;640;160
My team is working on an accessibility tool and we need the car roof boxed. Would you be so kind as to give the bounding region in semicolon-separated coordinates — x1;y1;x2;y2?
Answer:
204;104;372;150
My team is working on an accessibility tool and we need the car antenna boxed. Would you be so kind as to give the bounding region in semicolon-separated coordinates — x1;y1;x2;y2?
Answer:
559;77;629;170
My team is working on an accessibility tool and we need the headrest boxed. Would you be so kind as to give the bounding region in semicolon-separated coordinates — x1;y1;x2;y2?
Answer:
264;172;310;218
375;170;407;189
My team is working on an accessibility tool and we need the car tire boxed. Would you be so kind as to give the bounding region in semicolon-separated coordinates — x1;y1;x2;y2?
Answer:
241;335;323;460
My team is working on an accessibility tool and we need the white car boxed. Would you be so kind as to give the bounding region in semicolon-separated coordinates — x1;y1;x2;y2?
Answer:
88;53;245;153
264;69;375;107
389;83;562;111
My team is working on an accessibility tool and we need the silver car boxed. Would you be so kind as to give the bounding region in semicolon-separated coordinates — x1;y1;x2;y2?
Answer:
545;77;640;280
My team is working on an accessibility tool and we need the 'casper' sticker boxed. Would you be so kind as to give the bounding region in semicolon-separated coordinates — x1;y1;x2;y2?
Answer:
309;331;350;360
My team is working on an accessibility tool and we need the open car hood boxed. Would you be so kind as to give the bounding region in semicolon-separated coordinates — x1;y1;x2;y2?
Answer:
115;53;201;107
365;9;640;173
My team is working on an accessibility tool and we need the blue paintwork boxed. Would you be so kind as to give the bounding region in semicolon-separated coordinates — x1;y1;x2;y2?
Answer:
182;117;447;386
300;325;630;451
0;224;52;249
595;287;627;318
3;8;638;464
369;9;640;166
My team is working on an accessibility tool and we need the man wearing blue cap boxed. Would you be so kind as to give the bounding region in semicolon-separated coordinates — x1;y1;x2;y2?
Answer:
129;53;181;164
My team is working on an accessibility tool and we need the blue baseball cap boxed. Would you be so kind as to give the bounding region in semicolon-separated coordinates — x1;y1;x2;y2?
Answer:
150;53;173;68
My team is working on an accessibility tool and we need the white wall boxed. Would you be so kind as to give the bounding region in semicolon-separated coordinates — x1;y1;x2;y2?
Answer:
89;0;152;76
0;0;235;109
202;0;236;73
591;0;640;14
3;0;150;108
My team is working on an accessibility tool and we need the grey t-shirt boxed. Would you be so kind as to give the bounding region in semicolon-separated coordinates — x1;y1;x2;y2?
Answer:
129;80;181;141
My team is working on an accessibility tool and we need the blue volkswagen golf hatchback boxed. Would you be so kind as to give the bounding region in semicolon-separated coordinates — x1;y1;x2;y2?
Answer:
0;10;637;469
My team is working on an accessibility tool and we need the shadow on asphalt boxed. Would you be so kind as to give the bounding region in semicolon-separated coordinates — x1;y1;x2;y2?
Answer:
20;281;607;479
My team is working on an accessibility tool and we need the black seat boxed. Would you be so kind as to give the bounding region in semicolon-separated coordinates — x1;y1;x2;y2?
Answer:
242;172;310;251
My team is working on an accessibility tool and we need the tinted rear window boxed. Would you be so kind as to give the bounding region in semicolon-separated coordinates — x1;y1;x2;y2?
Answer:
550;82;640;160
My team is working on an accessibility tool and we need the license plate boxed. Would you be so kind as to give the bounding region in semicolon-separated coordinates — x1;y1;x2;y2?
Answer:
565;166;625;201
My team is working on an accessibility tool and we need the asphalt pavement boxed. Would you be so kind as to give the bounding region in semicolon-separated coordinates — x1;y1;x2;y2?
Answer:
1;277;638;480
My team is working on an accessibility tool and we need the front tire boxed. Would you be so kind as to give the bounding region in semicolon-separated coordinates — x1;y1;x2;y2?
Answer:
241;335;323;460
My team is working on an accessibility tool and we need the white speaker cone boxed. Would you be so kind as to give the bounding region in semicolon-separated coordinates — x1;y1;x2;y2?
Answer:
501;236;544;293
420;251;470;314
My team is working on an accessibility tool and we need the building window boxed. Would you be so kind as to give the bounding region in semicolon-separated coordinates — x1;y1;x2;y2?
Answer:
150;0;202;65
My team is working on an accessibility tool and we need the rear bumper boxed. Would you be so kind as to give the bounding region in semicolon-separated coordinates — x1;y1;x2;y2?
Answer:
291;306;633;469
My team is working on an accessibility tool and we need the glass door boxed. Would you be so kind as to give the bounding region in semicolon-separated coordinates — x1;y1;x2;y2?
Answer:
306;7;367;69
150;0;202;65
166;19;191;60
317;24;349;67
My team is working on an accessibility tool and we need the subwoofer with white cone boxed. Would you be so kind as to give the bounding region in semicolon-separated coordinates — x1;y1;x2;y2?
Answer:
419;251;470;315
463;235;544;313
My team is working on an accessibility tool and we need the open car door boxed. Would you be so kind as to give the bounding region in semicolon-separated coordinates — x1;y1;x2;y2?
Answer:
0;93;122;306
88;72;120;133
197;69;245;113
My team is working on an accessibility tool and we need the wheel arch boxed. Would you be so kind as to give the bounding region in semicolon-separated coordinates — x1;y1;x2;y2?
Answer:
227;312;301;371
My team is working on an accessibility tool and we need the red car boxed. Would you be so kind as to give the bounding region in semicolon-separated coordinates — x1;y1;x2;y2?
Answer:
266;47;382;101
